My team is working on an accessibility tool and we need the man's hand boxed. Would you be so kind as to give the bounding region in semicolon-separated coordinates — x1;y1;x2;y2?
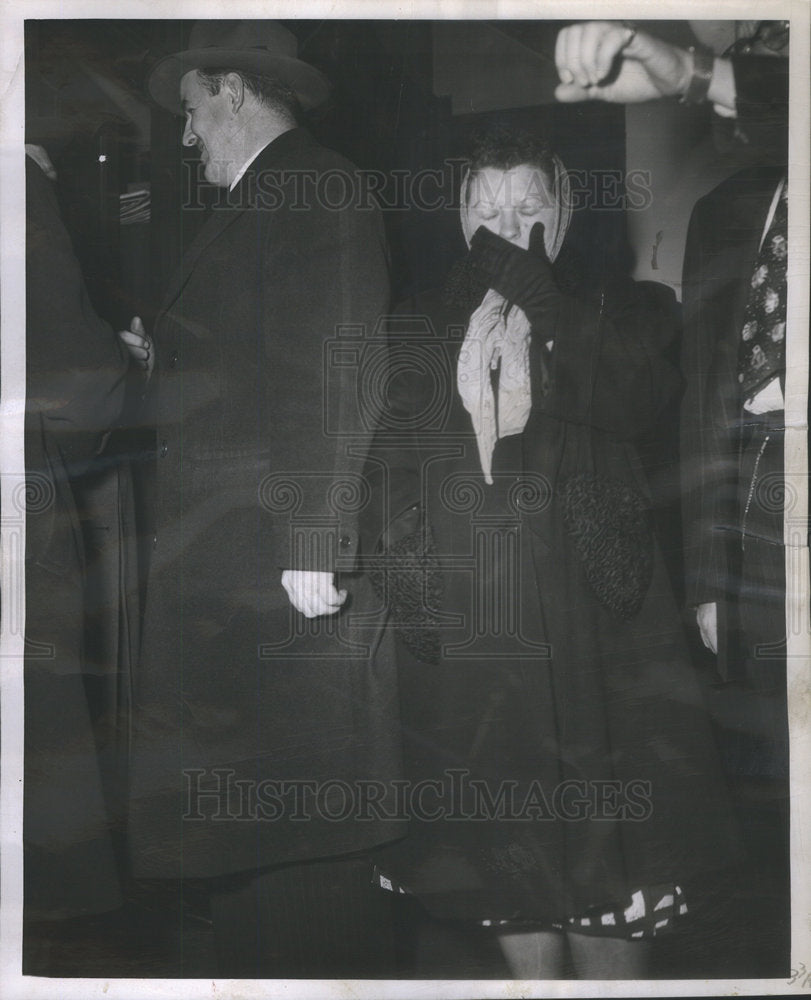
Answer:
696;602;718;654
281;570;347;618
555;22;693;104
118;316;154;376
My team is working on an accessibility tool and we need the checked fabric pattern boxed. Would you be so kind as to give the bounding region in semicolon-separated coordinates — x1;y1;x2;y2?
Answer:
374;865;687;940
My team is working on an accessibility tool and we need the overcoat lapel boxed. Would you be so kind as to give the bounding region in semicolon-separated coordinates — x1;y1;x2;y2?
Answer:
159;201;247;312
159;128;311;312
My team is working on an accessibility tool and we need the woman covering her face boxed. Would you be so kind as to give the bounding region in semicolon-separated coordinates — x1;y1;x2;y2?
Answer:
363;125;742;979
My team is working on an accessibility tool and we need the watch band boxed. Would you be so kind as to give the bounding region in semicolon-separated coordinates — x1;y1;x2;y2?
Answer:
680;45;715;105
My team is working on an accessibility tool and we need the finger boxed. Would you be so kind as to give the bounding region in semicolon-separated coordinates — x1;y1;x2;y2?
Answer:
309;602;335;617
594;24;634;83
296;586;317;617
579;20;610;86
131;315;145;335
319;583;347;609
562;23;589;89
554;81;593;103
322;587;348;610
557;23;578;85
303;579;330;616
528;222;547;259
577;20;616;87
310;593;339;616
119;330;149;350
123;347;149;362
554;26;574;85
121;343;149;360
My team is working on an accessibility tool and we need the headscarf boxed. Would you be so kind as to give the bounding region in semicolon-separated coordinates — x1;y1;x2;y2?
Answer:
456;154;572;484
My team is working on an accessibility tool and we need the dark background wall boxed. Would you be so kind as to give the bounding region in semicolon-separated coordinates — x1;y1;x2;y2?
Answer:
26;17;757;603
28;19;757;322
26;19;634;321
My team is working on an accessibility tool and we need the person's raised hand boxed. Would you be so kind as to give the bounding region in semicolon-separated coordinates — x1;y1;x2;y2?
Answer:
555;22;693;104
469;223;558;331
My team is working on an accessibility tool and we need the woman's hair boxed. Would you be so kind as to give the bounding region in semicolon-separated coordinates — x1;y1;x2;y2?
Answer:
465;124;556;182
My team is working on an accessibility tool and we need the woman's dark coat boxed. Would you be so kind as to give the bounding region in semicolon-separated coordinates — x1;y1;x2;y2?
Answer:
363;253;743;923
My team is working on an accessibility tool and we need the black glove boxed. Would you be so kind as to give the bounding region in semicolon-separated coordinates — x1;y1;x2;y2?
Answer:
468;222;560;332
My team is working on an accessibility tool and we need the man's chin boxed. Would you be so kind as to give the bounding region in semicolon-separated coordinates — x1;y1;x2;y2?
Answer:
201;158;229;187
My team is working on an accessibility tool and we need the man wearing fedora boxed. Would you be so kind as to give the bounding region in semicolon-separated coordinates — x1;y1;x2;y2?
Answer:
122;21;403;977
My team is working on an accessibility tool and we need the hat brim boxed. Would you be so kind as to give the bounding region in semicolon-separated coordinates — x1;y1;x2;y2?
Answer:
147;48;331;115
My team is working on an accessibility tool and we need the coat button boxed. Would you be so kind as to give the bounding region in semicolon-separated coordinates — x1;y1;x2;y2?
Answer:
169;350;179;369
339;534;352;549
159;440;168;458
152;534;158;549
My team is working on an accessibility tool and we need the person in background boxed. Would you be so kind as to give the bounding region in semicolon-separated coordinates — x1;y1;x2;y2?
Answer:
118;20;402;978
554;19;791;974
24;130;135;971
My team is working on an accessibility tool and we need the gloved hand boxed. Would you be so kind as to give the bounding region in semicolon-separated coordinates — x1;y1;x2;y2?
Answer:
468;222;560;333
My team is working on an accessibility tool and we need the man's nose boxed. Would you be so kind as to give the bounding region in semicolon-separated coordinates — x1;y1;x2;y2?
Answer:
182;121;196;148
498;209;519;241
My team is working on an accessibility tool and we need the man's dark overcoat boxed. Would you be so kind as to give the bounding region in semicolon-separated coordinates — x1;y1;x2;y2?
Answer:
127;127;404;878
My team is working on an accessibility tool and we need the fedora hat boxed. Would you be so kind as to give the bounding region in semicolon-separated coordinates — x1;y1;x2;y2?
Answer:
147;20;330;115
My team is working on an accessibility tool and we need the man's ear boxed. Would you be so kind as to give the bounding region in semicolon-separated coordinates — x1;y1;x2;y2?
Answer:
223;72;245;114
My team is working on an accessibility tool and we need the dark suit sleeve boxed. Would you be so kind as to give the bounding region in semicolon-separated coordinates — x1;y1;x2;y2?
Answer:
26;158;129;476
679;195;734;607
729;55;789;164
536;276;683;442
259;172;390;572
